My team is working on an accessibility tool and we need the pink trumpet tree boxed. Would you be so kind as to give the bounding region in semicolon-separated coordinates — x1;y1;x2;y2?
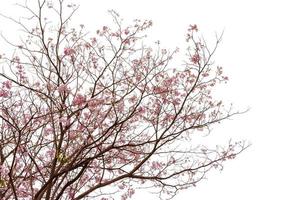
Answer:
0;0;247;199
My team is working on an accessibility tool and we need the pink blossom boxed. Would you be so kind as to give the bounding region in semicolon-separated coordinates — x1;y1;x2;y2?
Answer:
151;161;162;170
68;131;78;140
127;188;135;198
68;190;75;199
0;165;8;174
91;37;97;45
202;72;209;77
128;95;137;103
103;26;108;31
190;54;200;64
118;183;125;190
172;98;181;105
44;127;54;136
73;94;86;106
46;149;55;157
123;38;131;45
84;42;91;49
153;86;168;94
57;84;70;94
188;24;198;32
2;80;12;89
88;98;102;108
137;107;146;114
46;82;55;91
124;29;130;35
64;47;76;56
59;117;71;126
0;89;9;98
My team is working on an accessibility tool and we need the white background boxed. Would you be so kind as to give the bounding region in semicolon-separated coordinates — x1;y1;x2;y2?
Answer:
1;0;300;199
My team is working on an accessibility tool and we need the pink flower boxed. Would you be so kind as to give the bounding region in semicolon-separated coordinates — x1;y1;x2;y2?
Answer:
190;54;200;64
57;84;70;94
127;188;135;198
172;98;181;105
59;117;70;126
88;98;103;108
123;38;130;45
0;165;8;174
151;161;162;170
46;149;55;157
72;94;86;106
46;82;55;91
202;72;209;77
124;29;130;35
2;81;12;89
84;42;91;49
137;107;146;114
153;86;168;94
188;24;198;32
103;26;108;31
44;127;54;136
67;190;75;199
64;48;76;56
68;131;78;140
0;89;9;98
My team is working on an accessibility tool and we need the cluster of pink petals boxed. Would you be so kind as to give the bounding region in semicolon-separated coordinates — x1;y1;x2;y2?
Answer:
2;80;12;89
0;89;10;98
151;161;162;170
72;94;86;106
64;47;76;56
0;80;12;98
188;24;198;32
57;84;70;93
191;54;200;64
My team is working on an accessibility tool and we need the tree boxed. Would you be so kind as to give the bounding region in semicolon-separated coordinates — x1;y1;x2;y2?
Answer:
0;0;248;199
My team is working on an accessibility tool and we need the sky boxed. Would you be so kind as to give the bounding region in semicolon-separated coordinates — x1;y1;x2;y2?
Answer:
1;0;300;199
